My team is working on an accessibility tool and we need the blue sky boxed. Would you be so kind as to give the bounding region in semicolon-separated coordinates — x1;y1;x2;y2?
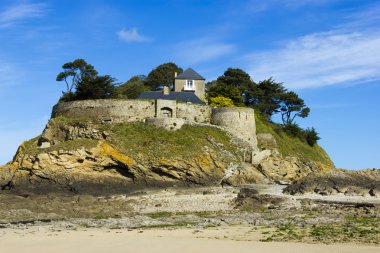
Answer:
0;0;379;169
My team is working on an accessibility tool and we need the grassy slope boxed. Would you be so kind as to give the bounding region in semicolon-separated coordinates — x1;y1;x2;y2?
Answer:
255;112;334;169
21;114;333;169
108;122;240;162
21;117;240;164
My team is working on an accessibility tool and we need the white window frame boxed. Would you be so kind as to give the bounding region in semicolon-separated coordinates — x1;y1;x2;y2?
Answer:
185;80;194;90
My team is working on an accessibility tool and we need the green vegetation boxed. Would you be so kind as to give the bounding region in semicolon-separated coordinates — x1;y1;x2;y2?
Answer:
139;222;197;229
19;116;241;165
208;82;243;106
56;59;117;101
23;137;98;157
255;112;333;167
115;75;145;99
145;211;220;219
261;216;380;244
54;60;321;147
108;122;240;161
207;69;318;147
21;116;98;156
94;214;113;220
144;62;182;91
209;96;234;107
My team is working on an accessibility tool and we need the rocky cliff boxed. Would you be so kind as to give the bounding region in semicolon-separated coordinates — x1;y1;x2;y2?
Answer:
251;113;335;184
0;116;250;194
0;111;335;195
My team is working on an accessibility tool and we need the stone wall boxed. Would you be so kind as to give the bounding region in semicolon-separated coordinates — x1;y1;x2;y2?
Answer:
145;118;186;131
52;99;212;124
176;103;211;123
52;100;258;152
211;107;258;150
156;99;177;118
52;99;156;123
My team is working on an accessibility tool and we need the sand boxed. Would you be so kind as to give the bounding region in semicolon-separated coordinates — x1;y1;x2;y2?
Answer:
0;226;378;253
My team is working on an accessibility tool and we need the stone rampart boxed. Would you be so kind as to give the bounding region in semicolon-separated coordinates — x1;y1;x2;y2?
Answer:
51;99;212;124
51;100;258;151
145;118;186;131
52;99;156;123
176;103;211;123
211;107;258;150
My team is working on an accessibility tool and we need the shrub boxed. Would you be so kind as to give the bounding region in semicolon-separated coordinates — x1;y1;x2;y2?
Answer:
209;96;234;107
283;123;302;137
305;127;320;147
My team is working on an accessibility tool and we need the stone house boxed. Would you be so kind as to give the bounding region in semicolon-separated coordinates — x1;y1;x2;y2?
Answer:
173;68;206;101
138;68;206;104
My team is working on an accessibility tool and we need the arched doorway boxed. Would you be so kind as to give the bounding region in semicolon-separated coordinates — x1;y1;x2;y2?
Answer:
160;107;173;118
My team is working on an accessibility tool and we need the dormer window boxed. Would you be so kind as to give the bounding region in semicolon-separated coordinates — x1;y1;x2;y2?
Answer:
185;80;194;90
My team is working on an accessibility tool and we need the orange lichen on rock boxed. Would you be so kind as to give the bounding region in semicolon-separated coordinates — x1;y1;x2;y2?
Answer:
99;142;136;166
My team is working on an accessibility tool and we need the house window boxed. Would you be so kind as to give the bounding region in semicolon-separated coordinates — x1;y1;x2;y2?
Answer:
185;80;194;90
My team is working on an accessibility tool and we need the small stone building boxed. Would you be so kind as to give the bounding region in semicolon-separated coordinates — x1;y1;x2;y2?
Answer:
174;68;206;101
138;67;206;104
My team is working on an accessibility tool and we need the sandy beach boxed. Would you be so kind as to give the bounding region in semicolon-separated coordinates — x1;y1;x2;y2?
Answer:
1;226;379;253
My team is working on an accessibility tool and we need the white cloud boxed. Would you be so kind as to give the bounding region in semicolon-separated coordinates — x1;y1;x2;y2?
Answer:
0;2;48;28
174;38;235;64
117;28;150;43
243;2;380;89
247;30;380;89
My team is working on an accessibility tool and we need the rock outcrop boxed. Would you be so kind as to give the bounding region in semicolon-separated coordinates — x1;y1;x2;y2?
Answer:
0;118;242;195
283;169;380;196
252;132;332;184
0;113;335;195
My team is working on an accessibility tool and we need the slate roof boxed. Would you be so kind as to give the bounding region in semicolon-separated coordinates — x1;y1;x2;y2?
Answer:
175;68;205;80
138;91;205;104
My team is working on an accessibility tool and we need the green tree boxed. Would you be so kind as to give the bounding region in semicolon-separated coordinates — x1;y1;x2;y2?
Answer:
216;68;257;104
255;78;287;119
207;83;243;106
305;127;320;146
116;76;145;99
209;96;234;107
56;59;98;93
75;75;116;100
145;62;182;90
280;91;310;125
217;68;253;90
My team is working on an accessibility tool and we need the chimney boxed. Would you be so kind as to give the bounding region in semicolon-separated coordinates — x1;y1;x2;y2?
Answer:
163;86;170;95
174;72;177;78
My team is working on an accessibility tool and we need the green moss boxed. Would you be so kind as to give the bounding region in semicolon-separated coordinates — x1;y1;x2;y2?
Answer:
255;112;333;168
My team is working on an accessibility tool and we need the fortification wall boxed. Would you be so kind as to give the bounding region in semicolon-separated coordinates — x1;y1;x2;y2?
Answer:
145;118;186;131
51;99;211;124
52;99;156;123
51;101;258;152
176;103;211;123
211;107;258;150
